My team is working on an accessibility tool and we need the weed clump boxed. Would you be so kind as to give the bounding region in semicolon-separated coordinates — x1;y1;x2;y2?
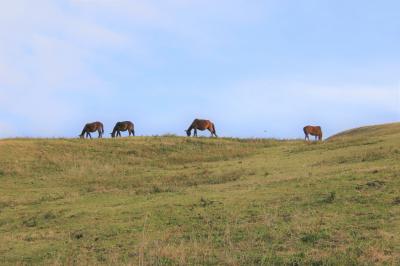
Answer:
356;180;385;190
23;217;37;228
300;230;329;244
43;211;57;220
321;191;336;203
71;230;84;240
392;197;400;205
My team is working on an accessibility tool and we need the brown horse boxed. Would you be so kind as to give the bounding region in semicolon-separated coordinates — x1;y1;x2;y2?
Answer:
303;125;322;141
79;121;104;139
111;121;135;138
186;119;218;137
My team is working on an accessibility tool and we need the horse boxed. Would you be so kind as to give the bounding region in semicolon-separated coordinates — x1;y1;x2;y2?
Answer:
303;125;322;141
185;119;218;137
111;121;135;138
79;121;104;139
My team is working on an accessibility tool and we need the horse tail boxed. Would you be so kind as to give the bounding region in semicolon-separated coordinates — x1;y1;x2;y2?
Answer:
212;123;218;137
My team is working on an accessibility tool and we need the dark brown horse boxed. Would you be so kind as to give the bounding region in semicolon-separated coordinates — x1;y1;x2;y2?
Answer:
186;119;218;137
79;121;104;139
111;121;135;138
303;125;322;141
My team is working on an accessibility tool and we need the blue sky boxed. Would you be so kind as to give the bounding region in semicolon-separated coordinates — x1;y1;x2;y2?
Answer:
0;0;399;138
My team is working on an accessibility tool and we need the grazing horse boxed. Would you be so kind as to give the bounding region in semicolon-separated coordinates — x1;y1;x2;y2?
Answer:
303;125;323;141
111;121;135;138
186;119;218;137
79;121;104;139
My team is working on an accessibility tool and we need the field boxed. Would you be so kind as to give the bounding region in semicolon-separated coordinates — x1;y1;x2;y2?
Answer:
0;123;399;265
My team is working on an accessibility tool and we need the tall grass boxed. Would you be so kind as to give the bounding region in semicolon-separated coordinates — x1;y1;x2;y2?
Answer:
0;123;399;265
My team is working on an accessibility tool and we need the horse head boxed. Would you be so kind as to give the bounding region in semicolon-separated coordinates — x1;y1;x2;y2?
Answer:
185;130;191;137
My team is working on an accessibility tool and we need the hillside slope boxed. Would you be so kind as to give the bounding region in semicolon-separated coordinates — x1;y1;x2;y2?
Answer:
327;122;400;140
0;123;399;265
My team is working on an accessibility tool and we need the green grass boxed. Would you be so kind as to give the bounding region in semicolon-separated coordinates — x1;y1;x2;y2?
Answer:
0;123;400;265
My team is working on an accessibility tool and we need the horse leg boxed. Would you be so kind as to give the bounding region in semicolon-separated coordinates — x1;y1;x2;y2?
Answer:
208;128;213;137
213;130;218;138
212;123;218;137
87;132;92;139
194;129;198;137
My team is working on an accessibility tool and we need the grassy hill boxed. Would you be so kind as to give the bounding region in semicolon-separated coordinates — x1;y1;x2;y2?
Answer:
0;123;399;265
327;122;400;141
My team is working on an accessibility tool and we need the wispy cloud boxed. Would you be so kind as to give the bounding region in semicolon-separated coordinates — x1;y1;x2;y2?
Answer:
0;0;267;137
0;1;398;138
0;1;127;136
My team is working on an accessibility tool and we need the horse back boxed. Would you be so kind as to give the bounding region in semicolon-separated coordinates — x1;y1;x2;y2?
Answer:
304;125;322;135
85;121;103;132
192;119;212;130
115;121;134;131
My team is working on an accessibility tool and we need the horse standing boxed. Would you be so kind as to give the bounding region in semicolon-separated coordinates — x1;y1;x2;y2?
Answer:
79;122;104;139
111;121;135;138
186;119;218;137
303;125;323;141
